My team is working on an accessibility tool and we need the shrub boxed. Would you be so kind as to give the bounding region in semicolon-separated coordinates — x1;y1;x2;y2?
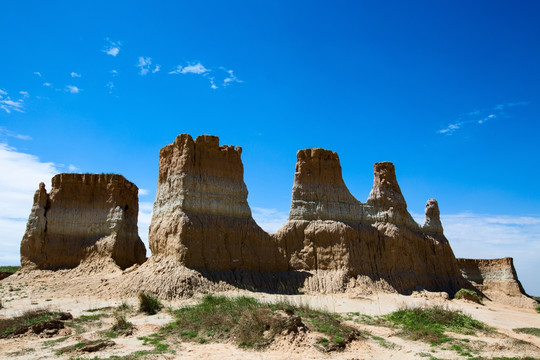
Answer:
112;313;132;332
169;295;357;350
384;305;489;344
0;310;59;338
454;288;483;304
139;292;162;315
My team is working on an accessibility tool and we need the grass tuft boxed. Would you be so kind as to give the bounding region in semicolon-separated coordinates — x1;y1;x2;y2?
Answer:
0;310;60;338
384;305;490;345
513;327;540;337
454;288;483;304
0;266;19;273
139;292;162;315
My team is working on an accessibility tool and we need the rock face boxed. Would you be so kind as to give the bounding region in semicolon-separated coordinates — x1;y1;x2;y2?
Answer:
20;174;146;270
276;151;465;294
148;134;284;271
288;148;362;222
457;258;536;308
423;199;444;234
148;135;465;294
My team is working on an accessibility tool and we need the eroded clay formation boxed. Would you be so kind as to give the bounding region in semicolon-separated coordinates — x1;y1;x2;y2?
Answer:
147;134;465;294
457;258;536;308
20;174;147;270
18;134;532;305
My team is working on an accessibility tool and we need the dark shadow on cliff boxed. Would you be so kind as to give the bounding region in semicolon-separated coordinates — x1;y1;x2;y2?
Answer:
195;269;314;295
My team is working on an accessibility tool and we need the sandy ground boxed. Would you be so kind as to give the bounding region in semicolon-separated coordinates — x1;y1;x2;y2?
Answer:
1;273;539;360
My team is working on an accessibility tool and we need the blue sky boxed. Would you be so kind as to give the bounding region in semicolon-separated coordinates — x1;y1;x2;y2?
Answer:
1;1;539;295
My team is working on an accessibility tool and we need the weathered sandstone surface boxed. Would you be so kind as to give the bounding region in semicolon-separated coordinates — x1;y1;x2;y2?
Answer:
276;150;465;293
20;174;146;270
458;258;537;308
143;134;466;295
148;134;284;271
17;133;533;307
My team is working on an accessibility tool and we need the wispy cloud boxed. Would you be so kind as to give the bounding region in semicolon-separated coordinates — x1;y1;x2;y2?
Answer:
106;81;114;94
66;85;80;94
139;188;149;196
103;39;121;57
169;63;242;89
0;89;25;114
222;69;242;86
19;91;29;98
169;62;209;75
33;72;42;77
70;72;81;78
43;82;52;87
411;211;540;295
68;164;80;172
0;128;32;140
252;207;288;233
438;102;528;135
111;69;118;76
136;56;153;75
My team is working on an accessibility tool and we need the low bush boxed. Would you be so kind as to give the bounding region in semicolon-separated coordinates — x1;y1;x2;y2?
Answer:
169;295;357;350
454;288;483;304
139;292;162;315
0;310;60;338
384;305;489;344
513;327;540;337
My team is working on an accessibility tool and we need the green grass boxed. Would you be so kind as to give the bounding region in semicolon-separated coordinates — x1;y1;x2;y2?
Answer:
138;292;162;315
73;313;108;322
454;288;483;304
103;312;134;338
168;295;357;350
513;327;540;337
0;309;60;338
384;305;490;345
0;266;19;273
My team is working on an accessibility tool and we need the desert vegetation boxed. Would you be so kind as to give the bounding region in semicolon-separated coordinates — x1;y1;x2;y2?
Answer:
454;288;484;304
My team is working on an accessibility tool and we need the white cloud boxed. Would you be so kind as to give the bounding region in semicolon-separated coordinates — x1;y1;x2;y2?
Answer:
106;81;114;93
66;85;80;94
103;39;121;57
438;101;528;135
136;57;152;75
0;143;59;264
70;72;81;78
139;188;149;196
138;201;153;256
209;77;218;90
412;212;540;296
223;69;242;86
68;164;80;172
252;207;288;233
169;62;209;75
111;69;118;76
0;89;25;114
438;122;462;135
0;128;32;140
152;65;161;74
43;82;52;87
19;91;29;98
33;72;42;77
